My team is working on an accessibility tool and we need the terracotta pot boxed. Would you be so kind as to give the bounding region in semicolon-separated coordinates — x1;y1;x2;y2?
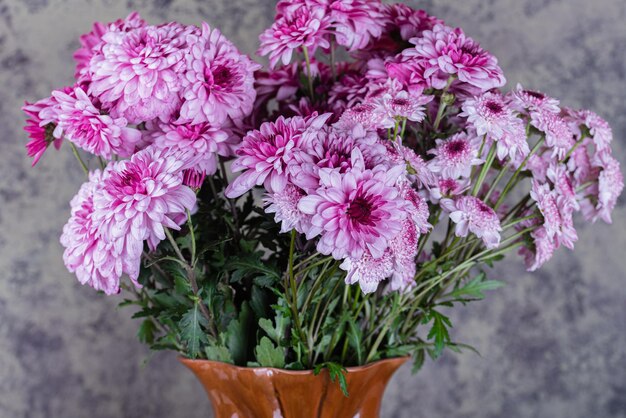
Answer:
180;356;408;418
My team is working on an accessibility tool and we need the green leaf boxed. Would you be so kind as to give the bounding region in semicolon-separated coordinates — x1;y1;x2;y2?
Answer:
179;301;209;359
226;252;280;287
314;362;349;397
346;318;363;365
426;310;452;358
137;319;156;344
205;345;234;364
445;273;504;301
255;337;285;368
226;303;251;365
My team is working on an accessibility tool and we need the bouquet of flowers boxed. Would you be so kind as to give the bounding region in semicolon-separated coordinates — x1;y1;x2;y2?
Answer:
23;0;622;391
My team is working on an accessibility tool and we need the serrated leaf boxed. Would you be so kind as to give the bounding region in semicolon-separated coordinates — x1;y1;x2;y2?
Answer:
255;337;285;368
226;303;251;365
445;274;504;301
426;310;452;358
314;362;349;397
225;253;280;287
179;301;209;359
346;318;363;365
137;319;156;344
205;345;234;364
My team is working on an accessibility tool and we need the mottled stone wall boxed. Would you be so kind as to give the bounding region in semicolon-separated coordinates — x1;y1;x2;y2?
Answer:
0;1;624;417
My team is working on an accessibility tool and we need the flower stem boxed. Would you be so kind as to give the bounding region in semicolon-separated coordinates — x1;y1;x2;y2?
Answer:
69;143;89;175
302;47;315;99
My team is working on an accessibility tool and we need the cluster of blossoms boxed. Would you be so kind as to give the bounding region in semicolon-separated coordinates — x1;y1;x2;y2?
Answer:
23;14;259;293
24;2;622;298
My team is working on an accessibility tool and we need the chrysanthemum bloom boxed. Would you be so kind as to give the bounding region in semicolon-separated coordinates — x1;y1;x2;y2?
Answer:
441;196;502;249
226;113;331;198
429;177;470;202
179;23;260;126
328;71;370;113
388;218;418;292
529;180;577;248
380;88;433;122
298;156;407;259
73;12;146;83
89;23;188;124
460;92;515;140
22;96;64;166
292;124;387;191
264;184;312;234
382;3;443;41
255;65;300;107
320;0;386;51
335;102;393;131
519;226;556;272
259;5;330;67
530;111;574;160
400;181;431;234
547;163;579;213
340;249;394;294
149;121;230;176
93;146;197;251
569;109;613;155
60;170;141;295
404;24;506;91
428;132;483;179
382;57;430;94
386;142;436;188
54;87;142;159
580;153;624;224
508;84;560;115
496;118;529;164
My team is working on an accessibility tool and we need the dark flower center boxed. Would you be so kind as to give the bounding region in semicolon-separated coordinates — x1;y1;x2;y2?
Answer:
347;197;373;224
485;100;504;114
392;98;410;107
525;90;545;100
212;65;233;87
446;139;467;156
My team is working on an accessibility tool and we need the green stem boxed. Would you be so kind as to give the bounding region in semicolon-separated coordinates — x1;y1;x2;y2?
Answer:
302;47;315;99
185;209;196;266
472;143;496;196
70;143;89;175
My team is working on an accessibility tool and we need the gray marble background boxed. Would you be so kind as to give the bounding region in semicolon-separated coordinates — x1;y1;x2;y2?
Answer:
0;0;624;417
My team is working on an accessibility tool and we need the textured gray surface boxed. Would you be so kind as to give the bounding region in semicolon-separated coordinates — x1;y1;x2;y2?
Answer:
0;0;624;417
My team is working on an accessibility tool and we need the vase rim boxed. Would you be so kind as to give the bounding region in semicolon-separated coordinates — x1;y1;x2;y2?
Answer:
178;355;409;375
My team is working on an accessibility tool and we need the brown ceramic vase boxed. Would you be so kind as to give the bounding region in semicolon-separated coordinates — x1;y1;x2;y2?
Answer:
180;356;408;418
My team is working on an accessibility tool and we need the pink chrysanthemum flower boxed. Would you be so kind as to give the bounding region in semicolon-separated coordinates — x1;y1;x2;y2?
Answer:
328;70;370;113
73;12;146;83
94;146;197;251
255;65;300;106
340;249;394;294
581;153;624;224
530;180;577;248
54;87;142;159
148;121;230;176
298;156;407;259
405;24;505;91
388;218;418;292
226;113;331;198
399;181;431;233
22;96;64;166
573;109;613;154
179;23;260;126
380;88;433;122
259;5;331;67
386;142;436;189
264;184;312;234
428;132;483;178
382;57;430;94
60;170;141;295
291;125;386;191
530;111;575;160
89;23;188;124
441;196;502;249
497;118;530;164
335;102;393;131
508;84;561;115
460;92;515;140
519;227;556;272
320;0;385;51
547;163;579;213
382;3;443;42
429;177;470;203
